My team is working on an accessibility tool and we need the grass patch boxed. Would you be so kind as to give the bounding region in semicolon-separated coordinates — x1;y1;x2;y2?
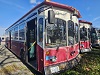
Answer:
0;63;34;75
59;48;100;75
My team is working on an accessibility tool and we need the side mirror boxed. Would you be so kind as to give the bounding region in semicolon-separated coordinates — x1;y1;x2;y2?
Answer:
48;10;55;24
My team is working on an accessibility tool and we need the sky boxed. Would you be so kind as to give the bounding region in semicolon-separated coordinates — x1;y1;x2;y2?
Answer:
0;0;100;36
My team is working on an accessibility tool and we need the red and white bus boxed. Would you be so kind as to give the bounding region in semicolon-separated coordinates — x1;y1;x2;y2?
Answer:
5;1;81;75
79;20;92;53
91;28;100;47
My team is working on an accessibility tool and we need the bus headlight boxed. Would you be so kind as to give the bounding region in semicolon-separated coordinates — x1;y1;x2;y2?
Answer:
50;56;57;62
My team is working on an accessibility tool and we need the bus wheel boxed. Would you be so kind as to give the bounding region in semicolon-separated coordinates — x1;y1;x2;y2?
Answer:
20;48;25;61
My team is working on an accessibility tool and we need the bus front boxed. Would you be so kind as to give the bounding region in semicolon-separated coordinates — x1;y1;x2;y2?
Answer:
43;9;81;75
79;20;92;53
91;28;100;47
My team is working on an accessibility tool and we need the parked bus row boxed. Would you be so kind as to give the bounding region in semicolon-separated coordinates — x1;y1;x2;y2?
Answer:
4;0;99;75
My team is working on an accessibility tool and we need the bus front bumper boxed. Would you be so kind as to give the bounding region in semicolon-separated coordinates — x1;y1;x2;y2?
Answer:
44;54;81;75
80;48;91;53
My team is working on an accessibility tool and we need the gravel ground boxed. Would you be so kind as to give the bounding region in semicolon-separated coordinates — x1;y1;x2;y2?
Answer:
0;45;34;75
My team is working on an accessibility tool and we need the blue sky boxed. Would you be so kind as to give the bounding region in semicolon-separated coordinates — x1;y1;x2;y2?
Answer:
0;0;100;36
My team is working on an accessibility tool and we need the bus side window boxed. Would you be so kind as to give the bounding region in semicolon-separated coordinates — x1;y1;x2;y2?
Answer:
19;24;25;40
14;27;18;40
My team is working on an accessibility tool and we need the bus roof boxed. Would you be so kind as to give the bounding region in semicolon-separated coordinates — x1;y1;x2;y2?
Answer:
6;1;81;31
79;20;92;25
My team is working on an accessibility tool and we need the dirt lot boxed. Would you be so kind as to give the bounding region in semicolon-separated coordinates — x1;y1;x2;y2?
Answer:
0;45;34;75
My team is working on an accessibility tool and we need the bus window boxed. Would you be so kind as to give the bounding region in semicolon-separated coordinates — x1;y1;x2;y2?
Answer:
91;33;98;40
39;18;43;41
75;23;78;43
11;29;14;40
38;18;43;47
46;18;66;47
68;20;74;45
19;24;25;40
14;27;18;40
80;26;87;41
88;28;91;39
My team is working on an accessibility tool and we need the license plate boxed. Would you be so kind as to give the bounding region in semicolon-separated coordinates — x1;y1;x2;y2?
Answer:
50;66;60;73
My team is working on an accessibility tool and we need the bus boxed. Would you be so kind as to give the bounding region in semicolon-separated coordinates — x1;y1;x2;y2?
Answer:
5;1;81;75
0;35;6;45
79;20;92;53
91;28;100;47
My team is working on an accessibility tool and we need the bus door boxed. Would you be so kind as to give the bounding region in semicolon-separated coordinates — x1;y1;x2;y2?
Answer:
37;16;45;72
26;18;37;68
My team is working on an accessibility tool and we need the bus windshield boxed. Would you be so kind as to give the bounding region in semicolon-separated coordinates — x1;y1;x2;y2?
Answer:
91;28;98;40
46;18;66;48
80;27;87;41
91;33;98;40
